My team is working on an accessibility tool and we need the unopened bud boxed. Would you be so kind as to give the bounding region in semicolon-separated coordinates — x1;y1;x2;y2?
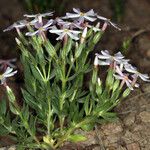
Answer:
6;86;16;103
96;78;102;95
71;56;74;63
93;22;101;32
94;55;99;67
93;32;102;44
15;37;21;45
80;27;87;43
112;79;120;92
122;88;131;98
97;77;101;86
102;22;108;31
75;42;79;48
96;22;100;28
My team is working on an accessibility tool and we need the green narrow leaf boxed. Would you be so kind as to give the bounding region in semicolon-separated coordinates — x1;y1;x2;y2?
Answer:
75;43;85;58
0;98;6;115
68;134;87;142
44;41;56;58
101;112;118;122
81;123;94;131
93;32;103;44
6;86;16;103
122;88;131;98
84;95;90;115
9;103;19;115
30;65;44;81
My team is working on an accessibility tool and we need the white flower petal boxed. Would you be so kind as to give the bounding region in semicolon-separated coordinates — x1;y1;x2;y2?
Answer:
97;15;107;21
43;19;53;29
86;9;95;16
101;50;110;56
113;74;124;80
49;29;63;34
66;13;80;18
3;67;13;75
98;60;110;66
73;8;80;14
115;66;124;76
24;14;36;18
56;33;66;40
26;30;39;36
69;30;81;34
4;71;17;77
109;21;121;30
84;16;96;22
67;32;79;40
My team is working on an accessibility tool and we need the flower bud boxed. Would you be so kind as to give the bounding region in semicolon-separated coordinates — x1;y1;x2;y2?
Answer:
93;32;102;44
75;43;84;58
80;27;87;44
92;68;98;85
122;88;131;98
15;37;21;45
97;78;101;86
102;22;108;31
6;86;16;103
96;78;102;95
94;55;99;67
112;79;120;92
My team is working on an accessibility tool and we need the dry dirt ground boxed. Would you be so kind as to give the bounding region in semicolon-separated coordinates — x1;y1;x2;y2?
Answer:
0;0;150;150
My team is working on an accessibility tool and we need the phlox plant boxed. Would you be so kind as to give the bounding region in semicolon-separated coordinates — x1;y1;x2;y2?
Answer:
0;8;149;149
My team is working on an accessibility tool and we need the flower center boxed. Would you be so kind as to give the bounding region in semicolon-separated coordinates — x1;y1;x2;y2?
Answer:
64;29;69;32
0;75;2;80
124;75;129;81
39;27;44;31
80;12;85;16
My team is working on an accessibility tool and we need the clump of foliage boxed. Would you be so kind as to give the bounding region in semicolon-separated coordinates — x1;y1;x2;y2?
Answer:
0;8;149;149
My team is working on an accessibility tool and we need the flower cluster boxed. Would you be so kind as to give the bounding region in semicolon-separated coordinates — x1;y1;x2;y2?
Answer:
94;50;150;90
4;8;121;42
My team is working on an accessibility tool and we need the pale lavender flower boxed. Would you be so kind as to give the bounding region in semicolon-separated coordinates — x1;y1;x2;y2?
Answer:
0;58;17;69
26;19;53;36
0;67;17;85
125;64;150;82
114;66;133;90
3;21;25;32
64;8;97;23
97;15;121;30
24;12;54;30
56;18;82;29
96;50;124;65
3;19;38;34
49;26;81;41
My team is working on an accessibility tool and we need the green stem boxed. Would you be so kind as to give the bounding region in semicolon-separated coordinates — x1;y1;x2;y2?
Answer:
19;112;40;144
54;116;97;148
47;98;51;136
